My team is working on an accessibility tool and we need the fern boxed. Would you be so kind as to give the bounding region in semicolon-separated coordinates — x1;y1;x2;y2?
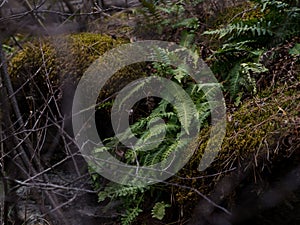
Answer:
132;122;167;152
289;43;300;56
160;137;190;164
139;0;201;37
204;0;300;46
121;207;143;225
172;17;200;30
151;201;171;220
239;62;268;94
140;0;162;21
228;63;242;98
142;145;168;166
152;47;173;66
162;88;197;135
114;79;148;112
92;36;213;224
228;61;268;100
204;0;286;101
204;19;273;41
98;184;146;202
90;2;300;224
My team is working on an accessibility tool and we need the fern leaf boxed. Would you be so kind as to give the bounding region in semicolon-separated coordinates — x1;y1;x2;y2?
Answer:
114;80;147;112
228;63;242;98
163;137;190;162
98;184;144;202
164;85;196;135
152;47;172;65
196;102;211;125
289;43;300;56
134;121;167;152
142;145;168;166
151;201;170;220
121;207;143;225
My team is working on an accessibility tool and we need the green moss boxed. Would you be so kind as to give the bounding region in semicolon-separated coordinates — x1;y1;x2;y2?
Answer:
8;33;147;111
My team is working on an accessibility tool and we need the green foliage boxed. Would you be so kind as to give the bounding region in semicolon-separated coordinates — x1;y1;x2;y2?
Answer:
2;43;15;54
202;0;300;102
90;2;300;223
139;0;201;39
95;45;210;166
204;0;300;46
121;206;143;225
208;40;268;101
98;183;146;202
93;45;212;224
151;201;170;220
204;19;273;41
97;183;147;225
228;61;268;101
172;75;300;212
241;62;267;102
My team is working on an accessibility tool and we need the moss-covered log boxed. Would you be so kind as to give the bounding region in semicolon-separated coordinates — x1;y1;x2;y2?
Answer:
168;42;300;224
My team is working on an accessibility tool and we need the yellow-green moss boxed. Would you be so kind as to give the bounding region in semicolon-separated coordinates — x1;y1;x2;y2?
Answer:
8;33;147;104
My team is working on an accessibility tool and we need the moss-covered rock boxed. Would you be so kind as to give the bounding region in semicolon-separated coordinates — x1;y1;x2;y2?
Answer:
10;33;145;97
8;33;147;116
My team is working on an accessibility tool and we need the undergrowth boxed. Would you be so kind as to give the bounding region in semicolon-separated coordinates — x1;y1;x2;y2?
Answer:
92;43;217;224
204;0;300;103
90;1;300;224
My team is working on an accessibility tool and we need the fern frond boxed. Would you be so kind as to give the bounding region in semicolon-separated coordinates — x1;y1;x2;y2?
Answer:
240;62;268;94
204;19;273;41
196;102;211;125
161;83;197;135
228;63;242;98
140;0;162;21
152;47;172;65
130;111;175;135
150;100;171;114
142;145;169;166
213;41;254;56
98;184;145;202
151;201;171;220
121;207;143;225
114;79;147;112
134;122;167;151
160;137;190;163
173;66;189;83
